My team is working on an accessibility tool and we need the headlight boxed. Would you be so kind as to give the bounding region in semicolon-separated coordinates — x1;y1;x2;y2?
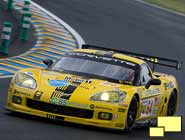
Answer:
15;73;37;89
90;90;127;103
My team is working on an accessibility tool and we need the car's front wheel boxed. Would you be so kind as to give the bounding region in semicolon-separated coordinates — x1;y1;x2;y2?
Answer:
125;95;138;131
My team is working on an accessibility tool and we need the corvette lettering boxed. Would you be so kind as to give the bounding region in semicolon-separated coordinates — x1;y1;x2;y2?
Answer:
68;52;136;66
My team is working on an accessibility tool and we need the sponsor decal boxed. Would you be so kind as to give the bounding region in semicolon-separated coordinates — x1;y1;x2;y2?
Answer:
141;97;160;117
154;96;161;105
50;97;68;106
33;91;43;100
119;103;128;107
96;106;112;110
50;89;89;108
68;102;89;108
50;90;70;102
142;97;160;106
64;76;84;84
145;88;160;96
118;108;126;112
101;82;120;87
151;107;158;116
164;82;174;90
56;85;77;94
49;84;80;106
14;89;31;97
141;99;149;106
64;76;92;85
48;80;69;87
79;85;90;90
141;99;153;116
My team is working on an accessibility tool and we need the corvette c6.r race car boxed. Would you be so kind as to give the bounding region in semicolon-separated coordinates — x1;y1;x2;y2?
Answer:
6;44;181;131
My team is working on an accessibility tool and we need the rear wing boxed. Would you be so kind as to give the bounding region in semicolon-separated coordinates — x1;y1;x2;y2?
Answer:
82;44;182;70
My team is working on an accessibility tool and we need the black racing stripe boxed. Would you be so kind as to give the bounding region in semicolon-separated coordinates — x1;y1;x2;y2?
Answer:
54;84;78;94
64;85;77;94
72;81;82;85
60;95;71;100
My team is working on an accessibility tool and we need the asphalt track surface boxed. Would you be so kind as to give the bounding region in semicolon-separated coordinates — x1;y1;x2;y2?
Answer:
0;0;185;139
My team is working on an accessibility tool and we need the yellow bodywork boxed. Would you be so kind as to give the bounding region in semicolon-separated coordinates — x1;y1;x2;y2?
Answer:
6;49;179;130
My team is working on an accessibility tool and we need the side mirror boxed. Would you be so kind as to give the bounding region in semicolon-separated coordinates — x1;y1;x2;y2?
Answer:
43;59;53;67
145;78;161;89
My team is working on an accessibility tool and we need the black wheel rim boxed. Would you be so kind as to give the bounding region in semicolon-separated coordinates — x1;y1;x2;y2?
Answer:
167;92;177;116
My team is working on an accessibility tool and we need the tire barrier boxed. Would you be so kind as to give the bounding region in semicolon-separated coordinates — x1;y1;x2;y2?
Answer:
20;13;31;41
0;22;12;55
20;0;30;24
7;0;13;11
0;0;85;77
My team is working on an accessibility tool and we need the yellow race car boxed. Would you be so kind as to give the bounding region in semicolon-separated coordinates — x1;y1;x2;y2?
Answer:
6;44;181;131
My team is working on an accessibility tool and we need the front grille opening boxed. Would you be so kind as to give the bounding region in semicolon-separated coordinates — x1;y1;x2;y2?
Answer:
26;99;94;119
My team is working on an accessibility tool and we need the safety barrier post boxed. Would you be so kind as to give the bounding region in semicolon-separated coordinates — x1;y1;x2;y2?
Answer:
21;0;31;24
7;0;13;11
0;22;12;55
19;13;31;41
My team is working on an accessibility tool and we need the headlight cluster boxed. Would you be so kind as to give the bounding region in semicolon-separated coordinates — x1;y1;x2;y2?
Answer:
90;90;127;103
15;73;37;89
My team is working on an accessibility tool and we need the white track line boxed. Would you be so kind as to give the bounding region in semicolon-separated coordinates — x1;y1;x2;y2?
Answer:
135;0;185;17
0;75;13;78
31;1;85;48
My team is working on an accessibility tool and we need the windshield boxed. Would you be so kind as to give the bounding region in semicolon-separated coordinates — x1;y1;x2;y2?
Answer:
52;54;139;85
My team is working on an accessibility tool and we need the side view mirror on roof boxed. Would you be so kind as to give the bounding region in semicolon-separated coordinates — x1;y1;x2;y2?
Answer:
43;59;53;68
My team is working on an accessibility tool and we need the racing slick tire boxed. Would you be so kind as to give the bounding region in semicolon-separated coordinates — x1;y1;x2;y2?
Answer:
167;90;177;116
125;95;139;131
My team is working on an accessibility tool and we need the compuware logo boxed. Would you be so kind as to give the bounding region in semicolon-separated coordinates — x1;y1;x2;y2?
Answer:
149;116;182;137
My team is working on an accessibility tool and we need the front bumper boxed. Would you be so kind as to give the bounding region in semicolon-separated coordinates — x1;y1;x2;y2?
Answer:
6;95;128;130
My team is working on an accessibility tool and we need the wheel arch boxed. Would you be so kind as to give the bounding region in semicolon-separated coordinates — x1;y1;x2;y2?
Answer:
166;88;178;116
172;88;178;113
134;93;140;102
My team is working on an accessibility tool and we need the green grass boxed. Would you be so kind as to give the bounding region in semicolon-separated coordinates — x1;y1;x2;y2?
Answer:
144;0;185;14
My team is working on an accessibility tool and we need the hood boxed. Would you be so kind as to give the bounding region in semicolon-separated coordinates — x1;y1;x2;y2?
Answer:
21;69;134;108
